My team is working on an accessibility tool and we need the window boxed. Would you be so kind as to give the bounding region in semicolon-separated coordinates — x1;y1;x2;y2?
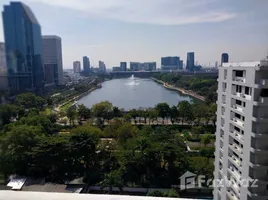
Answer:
236;100;242;106
236;85;242;93
243;102;246;107
235;113;241;118
224;69;227;79
245;87;251;95
260;89;268;97
235;70;243;77
234;126;240;132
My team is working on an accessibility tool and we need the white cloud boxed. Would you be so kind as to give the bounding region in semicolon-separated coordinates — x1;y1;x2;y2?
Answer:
24;0;236;25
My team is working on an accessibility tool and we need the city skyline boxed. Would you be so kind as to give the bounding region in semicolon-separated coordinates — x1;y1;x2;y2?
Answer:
0;0;268;69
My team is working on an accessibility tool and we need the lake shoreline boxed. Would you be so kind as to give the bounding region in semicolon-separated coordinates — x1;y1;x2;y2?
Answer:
151;77;205;101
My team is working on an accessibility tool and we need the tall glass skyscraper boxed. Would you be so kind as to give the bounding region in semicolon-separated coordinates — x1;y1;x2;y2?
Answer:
2;2;44;94
83;56;90;73
186;52;195;71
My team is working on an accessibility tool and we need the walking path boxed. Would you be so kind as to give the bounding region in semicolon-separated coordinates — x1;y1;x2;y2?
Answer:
151;78;205;101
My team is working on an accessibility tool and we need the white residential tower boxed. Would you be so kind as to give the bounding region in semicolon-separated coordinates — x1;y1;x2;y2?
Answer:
214;57;268;200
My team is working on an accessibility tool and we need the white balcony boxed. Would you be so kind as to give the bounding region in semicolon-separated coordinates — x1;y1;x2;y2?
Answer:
233;77;245;83
232;104;244;113
230;143;243;155
228;166;241;182
229;155;242;169
232;118;244;128
234;92;251;100
230;178;240;196
227;189;239;200
232;131;244;143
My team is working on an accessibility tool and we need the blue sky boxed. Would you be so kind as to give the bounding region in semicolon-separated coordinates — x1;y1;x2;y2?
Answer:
0;0;268;69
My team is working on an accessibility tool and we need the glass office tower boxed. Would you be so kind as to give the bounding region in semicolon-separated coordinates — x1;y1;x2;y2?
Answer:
2;2;44;94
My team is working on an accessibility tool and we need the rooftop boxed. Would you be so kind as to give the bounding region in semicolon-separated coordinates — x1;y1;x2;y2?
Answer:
0;191;202;200
222;61;260;68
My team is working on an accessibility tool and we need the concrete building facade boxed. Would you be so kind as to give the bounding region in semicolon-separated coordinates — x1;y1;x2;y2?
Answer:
214;58;268;200
73;61;81;73
42;35;64;85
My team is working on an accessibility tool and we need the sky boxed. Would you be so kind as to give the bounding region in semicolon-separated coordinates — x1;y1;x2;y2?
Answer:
0;0;268;69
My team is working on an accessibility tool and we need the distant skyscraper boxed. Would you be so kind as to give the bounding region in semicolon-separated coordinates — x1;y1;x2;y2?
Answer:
161;56;182;70
2;2;44;94
221;53;229;65
83;56;90;73
215;61;218;68
73;61;81;73
99;61;106;72
130;62;140;71
120;62;127;71
144;62;157;71
42;35;64;85
186;52;195;71
0;42;8;91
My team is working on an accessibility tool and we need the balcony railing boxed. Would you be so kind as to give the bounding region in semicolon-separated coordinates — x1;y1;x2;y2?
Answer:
229;166;241;182
229;155;242;168
233;77;245;83
233;131;244;142
232;118;244;128
232;143;243;154
227;189;239;200
232;104;244;113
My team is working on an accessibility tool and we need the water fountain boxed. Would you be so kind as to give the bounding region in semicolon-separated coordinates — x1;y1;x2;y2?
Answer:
126;74;139;86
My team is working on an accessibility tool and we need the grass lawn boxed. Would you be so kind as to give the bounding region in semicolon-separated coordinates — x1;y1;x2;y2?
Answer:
60;101;74;112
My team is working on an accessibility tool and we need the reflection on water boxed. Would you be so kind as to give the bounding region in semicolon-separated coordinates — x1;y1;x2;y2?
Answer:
125;74;139;86
77;75;193;110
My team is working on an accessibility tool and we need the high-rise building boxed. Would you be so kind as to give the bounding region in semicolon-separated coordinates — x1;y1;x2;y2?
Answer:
83;56;90;73
186;52;195;71
215;61;219;68
42;35;64;85
99;61;106;72
0;42;8;91
161;56;182;70
2;2;44;94
221;53;229;65
120;62;127;71
214;57;268;200
144;62;157;71
130;62;140;71
73;61;81;73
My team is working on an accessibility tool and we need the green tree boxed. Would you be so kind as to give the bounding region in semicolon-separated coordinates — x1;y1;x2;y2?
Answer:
178;101;194;126
170;106;179;124
201;134;213;147
66;105;77;126
91;101;113;126
0;104;19;126
112;106;122;118
129;109;138;124
77;104;91;121
155;103;170;124
148;109;158;125
100;170;124;194
15;93;46;110
167;188;180;197
0;125;44;176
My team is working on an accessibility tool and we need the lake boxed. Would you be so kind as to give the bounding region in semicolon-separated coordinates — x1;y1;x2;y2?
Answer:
77;76;194;110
